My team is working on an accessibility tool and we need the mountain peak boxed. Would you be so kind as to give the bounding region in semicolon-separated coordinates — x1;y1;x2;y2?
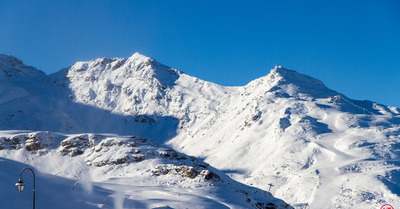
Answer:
0;54;45;81
265;65;337;98
50;52;182;115
128;52;150;61
0;54;23;65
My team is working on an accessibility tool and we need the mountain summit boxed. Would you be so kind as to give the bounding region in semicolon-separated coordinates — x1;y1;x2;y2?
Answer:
1;53;400;208
0;54;45;81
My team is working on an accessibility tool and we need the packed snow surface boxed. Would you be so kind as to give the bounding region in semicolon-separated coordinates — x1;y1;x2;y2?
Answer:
1;53;400;208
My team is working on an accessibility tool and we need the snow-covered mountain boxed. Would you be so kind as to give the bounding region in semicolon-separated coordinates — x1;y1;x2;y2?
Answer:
1;53;399;208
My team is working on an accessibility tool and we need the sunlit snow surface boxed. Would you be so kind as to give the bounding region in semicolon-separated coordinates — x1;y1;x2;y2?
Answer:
0;133;288;209
1;53;400;208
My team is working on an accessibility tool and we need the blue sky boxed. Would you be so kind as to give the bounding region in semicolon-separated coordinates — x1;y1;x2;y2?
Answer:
1;0;399;107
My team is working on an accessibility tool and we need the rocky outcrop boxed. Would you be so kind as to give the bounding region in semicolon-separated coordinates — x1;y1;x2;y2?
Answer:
0;131;61;155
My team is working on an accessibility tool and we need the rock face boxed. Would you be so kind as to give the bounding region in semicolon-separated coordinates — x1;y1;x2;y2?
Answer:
0;131;61;154
1;53;400;208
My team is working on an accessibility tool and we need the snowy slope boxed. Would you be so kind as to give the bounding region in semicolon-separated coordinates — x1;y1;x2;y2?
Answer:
1;53;400;208
169;67;400;208
0;54;290;208
0;131;290;209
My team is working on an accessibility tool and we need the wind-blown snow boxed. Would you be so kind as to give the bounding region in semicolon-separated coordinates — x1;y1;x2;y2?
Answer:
1;53;400;208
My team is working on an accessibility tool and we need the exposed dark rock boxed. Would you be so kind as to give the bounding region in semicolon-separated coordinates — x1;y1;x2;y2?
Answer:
59;134;91;156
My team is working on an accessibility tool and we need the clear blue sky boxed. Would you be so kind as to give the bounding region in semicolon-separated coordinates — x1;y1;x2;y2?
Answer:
1;0;399;107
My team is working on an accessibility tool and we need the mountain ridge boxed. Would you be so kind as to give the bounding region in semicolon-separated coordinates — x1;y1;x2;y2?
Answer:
0;54;46;81
1;52;400;208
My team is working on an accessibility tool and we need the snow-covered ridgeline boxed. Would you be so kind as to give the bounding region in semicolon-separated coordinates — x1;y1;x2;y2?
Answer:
48;53;231;119
1;52;400;208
